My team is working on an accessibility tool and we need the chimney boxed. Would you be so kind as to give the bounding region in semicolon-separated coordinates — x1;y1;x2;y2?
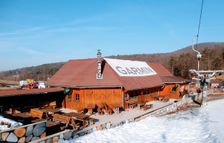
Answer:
96;49;103;79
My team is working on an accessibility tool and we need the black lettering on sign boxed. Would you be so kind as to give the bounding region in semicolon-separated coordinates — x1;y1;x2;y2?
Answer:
116;66;127;74
136;67;144;74
125;67;134;75
116;66;154;76
130;67;138;74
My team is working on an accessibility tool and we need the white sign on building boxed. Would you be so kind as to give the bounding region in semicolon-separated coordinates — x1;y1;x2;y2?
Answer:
104;58;157;77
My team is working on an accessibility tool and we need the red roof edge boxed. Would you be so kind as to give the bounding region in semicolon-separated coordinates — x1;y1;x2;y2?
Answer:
0;87;64;97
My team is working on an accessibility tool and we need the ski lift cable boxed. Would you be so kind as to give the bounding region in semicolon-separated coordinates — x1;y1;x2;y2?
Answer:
196;0;204;46
192;0;204;51
192;0;204;70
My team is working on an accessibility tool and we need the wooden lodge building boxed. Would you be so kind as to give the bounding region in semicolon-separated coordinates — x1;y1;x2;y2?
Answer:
48;53;187;111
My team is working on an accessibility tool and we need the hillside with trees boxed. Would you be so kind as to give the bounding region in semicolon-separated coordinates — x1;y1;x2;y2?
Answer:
0;42;223;81
110;42;224;78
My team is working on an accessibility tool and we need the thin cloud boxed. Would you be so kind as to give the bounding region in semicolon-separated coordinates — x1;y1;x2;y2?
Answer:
19;47;47;56
0;14;117;38
0;27;45;37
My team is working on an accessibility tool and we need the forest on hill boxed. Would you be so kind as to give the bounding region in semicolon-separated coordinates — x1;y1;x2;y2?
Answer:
0;42;223;81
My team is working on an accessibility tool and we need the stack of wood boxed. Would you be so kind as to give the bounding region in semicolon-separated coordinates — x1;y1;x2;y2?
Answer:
86;104;96;115
97;103;113;115
30;108;43;119
52;114;78;130
52;112;92;130
12;112;35;125
125;98;138;109
64;112;90;129
0;121;46;142
30;108;60;120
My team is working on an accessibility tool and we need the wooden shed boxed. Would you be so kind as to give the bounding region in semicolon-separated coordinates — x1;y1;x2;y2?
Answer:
149;64;189;99
0;88;64;113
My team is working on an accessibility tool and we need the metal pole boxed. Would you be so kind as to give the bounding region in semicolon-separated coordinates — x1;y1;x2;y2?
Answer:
198;60;200;71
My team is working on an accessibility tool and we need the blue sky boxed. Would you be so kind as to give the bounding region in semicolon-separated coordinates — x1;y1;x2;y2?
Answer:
0;0;223;71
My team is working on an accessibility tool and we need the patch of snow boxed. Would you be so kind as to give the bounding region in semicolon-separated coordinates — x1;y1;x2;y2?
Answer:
60;108;78;113
204;99;224;141
69;99;224;143
0;115;22;131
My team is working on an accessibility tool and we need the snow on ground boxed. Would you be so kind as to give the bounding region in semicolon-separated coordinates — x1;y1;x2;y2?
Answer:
204;99;224;141
67;99;224;143
60;108;78;113
0;115;22;131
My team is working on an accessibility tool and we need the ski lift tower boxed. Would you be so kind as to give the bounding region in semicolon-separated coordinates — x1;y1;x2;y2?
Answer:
189;44;224;105
187;0;224;105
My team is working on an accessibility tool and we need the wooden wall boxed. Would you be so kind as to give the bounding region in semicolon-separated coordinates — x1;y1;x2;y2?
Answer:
159;83;188;99
63;88;123;111
126;87;160;101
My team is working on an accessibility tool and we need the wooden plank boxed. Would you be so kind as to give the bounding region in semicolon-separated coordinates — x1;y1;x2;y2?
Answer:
53;114;70;123
30;108;43;119
40;108;60;114
64;112;89;120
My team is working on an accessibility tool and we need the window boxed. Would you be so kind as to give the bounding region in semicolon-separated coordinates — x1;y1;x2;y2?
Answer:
67;90;72;102
67;94;72;102
75;94;80;102
171;84;178;92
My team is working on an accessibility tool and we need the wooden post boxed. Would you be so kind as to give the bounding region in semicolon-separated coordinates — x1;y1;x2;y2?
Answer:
122;87;124;109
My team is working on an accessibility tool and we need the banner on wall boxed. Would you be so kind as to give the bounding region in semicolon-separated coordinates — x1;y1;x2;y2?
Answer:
104;58;157;77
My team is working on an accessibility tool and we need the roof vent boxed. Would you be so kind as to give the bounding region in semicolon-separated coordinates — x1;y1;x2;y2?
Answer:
96;49;103;79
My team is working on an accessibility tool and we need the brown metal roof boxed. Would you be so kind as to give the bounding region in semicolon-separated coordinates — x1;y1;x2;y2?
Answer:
48;59;122;88
148;63;172;77
48;58;165;91
149;63;187;83
160;76;187;83
0;87;64;97
0;80;19;85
